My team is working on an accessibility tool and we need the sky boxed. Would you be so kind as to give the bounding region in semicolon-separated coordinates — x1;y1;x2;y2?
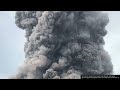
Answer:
0;11;25;78
0;11;120;79
104;11;120;74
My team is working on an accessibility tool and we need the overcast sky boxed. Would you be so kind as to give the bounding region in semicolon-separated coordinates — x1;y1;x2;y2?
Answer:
0;11;120;79
104;11;120;75
0;11;25;78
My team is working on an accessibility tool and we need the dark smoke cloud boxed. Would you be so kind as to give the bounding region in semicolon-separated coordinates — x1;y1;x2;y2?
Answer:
11;11;113;79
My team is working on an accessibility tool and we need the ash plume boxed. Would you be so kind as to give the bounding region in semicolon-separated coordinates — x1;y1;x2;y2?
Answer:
11;11;113;79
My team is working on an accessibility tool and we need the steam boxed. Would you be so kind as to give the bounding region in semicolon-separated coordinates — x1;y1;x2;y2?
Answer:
11;11;113;79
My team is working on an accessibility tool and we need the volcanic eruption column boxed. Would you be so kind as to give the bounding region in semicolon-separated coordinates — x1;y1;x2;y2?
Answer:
13;11;113;79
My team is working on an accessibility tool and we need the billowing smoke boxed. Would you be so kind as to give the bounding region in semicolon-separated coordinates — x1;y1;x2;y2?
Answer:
11;11;113;79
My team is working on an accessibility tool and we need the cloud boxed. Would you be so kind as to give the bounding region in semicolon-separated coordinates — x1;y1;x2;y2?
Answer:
11;11;113;79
